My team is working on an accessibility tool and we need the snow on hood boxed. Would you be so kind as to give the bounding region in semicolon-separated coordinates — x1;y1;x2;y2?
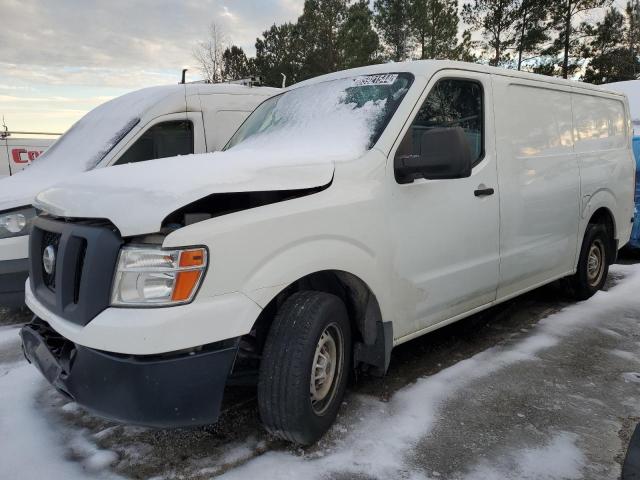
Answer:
0;86;177;212
34;74;405;236
35;150;335;236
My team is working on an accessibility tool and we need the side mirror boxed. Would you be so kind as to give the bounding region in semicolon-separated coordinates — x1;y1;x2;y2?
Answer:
394;127;473;184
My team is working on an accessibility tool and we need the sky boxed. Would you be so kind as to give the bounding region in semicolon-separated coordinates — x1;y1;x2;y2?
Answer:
0;0;304;135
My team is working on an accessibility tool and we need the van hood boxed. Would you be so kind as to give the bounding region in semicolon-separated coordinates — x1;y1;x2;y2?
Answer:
34;151;335;237
0;163;67;212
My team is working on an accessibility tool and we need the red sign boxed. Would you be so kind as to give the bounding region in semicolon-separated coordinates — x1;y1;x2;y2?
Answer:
11;148;44;164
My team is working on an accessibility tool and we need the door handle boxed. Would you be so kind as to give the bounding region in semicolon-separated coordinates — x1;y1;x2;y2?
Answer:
474;187;495;197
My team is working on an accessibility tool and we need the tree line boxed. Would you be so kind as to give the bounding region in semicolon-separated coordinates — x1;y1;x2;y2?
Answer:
193;0;640;87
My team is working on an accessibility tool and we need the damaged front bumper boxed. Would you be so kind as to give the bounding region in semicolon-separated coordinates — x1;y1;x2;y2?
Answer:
20;318;239;428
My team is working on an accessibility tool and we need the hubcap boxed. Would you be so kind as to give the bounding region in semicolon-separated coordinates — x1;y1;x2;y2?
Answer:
587;239;605;287
310;323;343;415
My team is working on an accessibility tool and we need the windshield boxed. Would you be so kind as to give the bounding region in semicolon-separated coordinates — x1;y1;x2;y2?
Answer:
25;86;176;177
225;73;414;158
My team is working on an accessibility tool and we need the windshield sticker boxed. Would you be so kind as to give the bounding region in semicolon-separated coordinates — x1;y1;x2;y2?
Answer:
353;74;399;86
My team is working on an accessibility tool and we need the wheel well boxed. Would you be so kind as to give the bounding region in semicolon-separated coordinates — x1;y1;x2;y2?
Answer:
247;271;382;356
587;207;617;257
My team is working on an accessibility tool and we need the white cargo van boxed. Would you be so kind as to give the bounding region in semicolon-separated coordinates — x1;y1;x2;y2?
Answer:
1;137;56;178
0;83;278;307
21;61;635;445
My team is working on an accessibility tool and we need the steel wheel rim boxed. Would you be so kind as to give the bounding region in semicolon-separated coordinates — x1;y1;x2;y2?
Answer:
310;323;343;415
587;239;605;287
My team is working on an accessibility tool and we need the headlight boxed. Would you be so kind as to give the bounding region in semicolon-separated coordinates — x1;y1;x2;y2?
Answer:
111;246;208;306
0;207;37;239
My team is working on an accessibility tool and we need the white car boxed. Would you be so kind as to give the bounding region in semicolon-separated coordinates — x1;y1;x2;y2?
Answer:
0;83;278;307
21;61;635;445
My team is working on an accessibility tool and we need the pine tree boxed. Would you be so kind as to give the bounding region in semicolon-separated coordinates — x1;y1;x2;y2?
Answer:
457;29;478;62
297;0;348;79
409;0;460;60
374;0;413;61
582;6;640;83
337;0;381;69
462;0;521;66
626;0;640;78
254;23;304;87
221;46;251;81
547;0;613;79
513;0;551;70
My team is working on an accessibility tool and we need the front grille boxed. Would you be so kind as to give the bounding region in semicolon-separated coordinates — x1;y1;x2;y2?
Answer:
29;216;123;326
40;231;61;290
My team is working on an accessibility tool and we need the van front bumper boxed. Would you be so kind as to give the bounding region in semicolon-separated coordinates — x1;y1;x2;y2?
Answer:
20;318;239;428
0;258;29;307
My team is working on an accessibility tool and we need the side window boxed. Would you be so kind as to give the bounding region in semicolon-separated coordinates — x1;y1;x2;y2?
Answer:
403;79;484;166
115;120;194;165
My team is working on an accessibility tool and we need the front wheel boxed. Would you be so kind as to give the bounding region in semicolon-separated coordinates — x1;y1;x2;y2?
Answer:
566;223;611;300
257;291;351;445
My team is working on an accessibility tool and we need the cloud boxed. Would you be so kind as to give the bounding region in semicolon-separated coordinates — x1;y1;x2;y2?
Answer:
1;0;303;71
0;1;304;133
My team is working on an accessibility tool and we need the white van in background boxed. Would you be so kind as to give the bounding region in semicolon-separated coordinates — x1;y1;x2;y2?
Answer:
0;137;56;178
21;61;635;445
0;83;278;307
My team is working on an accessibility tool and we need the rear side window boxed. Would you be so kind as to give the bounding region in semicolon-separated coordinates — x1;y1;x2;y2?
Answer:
507;84;574;157
408;79;484;165
572;94;627;152
115;120;194;165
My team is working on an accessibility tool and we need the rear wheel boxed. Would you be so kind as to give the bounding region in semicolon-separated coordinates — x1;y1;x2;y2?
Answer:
257;291;351;445
566;223;611;300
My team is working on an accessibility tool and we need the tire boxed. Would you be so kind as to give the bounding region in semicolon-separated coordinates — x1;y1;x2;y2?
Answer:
257;291;351;445
566;223;611;300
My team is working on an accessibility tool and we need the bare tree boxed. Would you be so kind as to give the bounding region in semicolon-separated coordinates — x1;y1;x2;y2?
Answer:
193;23;228;83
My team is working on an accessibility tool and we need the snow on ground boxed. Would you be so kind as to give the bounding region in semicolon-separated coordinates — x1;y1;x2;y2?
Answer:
0;263;639;479
0;363;122;479
0;325;20;346
461;433;585;480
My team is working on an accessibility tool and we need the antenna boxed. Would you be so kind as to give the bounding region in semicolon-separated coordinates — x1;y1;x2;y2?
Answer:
281;73;287;89
1;116;8;140
181;69;188;84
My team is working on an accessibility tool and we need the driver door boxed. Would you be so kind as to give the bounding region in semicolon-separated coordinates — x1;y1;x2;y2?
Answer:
388;71;500;339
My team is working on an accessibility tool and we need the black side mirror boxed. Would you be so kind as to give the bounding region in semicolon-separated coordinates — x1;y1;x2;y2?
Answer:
394;127;473;184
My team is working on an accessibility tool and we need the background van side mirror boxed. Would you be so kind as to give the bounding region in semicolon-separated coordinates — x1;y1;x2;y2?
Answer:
394;127;473;184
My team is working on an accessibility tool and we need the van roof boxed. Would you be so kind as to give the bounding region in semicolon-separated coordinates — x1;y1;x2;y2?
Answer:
186;83;280;97
114;83;279;117
130;83;278;96
291;60;627;98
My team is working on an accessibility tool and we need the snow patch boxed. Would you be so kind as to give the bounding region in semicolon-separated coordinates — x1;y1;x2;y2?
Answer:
68;433;119;472
61;401;82;413
610;349;638;361
0;363;121;479
622;372;640;383
462;432;585;480
0;326;20;347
